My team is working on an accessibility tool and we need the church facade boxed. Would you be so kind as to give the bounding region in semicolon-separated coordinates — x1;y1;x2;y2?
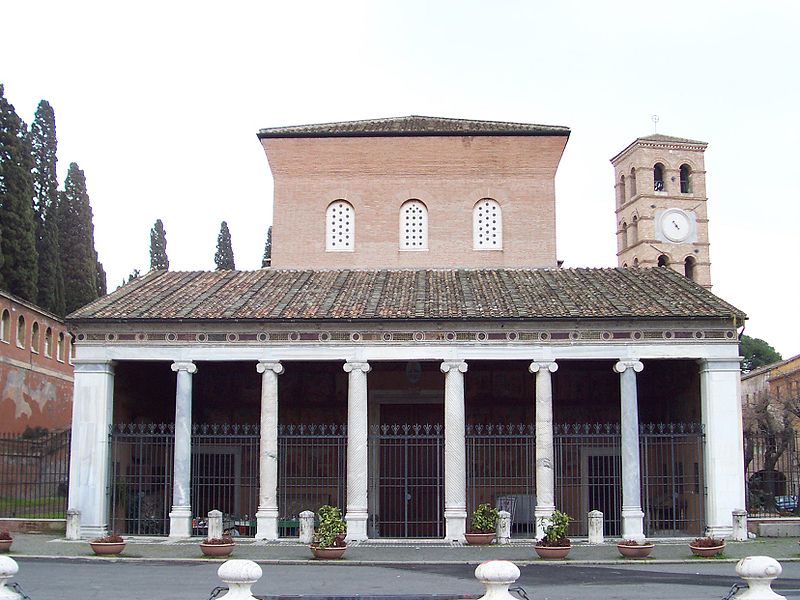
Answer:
66;117;746;542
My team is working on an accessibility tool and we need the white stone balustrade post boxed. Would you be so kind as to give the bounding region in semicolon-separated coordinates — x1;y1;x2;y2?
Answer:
0;555;21;600
216;559;263;600
299;510;315;544
496;511;511;545
67;360;114;539
529;360;557;539
474;560;521;600
588;509;604;544
441;360;468;541
733;509;749;541
255;361;284;540
170;360;197;538
736;556;786;599
614;359;645;542
344;361;371;541
208;509;223;540
65;509;80;541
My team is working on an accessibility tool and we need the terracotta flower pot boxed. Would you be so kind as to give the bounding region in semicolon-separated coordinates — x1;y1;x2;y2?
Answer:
311;545;346;559
199;543;235;557
0;539;12;553
464;532;495;545
689;542;725;557
617;542;654;558
534;544;571;559
89;542;126;555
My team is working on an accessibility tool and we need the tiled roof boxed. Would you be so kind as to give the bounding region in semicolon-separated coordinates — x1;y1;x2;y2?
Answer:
637;134;707;145
68;268;746;323
257;116;570;139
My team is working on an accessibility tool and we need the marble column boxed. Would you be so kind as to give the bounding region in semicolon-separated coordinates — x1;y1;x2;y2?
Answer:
700;358;746;538
344;361;371;541
255;361;284;540
441;360;468;541
67;360;115;539
614;359;645;542
529;360;558;539
169;361;197;538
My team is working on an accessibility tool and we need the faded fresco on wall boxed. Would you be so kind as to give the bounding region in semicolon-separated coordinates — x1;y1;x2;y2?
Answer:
0;363;72;433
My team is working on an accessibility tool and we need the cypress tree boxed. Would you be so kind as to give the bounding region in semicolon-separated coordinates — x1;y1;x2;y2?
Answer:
96;257;107;296
31;99;65;315
261;225;272;268
214;221;235;270
149;219;169;270
58;162;99;313
0;84;38;302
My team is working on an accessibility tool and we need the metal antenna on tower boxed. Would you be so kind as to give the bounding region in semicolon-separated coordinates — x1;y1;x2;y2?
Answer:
651;115;660;133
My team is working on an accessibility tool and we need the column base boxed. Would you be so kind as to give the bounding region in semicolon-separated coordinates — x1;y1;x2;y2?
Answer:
345;508;368;542
255;507;279;540
79;524;108;540
169;505;193;538
706;525;734;539
534;505;555;540
444;507;467;542
621;508;645;542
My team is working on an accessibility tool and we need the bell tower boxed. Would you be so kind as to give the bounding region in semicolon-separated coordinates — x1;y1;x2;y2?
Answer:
611;134;712;288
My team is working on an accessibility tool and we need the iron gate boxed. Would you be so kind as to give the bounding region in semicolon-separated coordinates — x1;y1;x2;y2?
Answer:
368;424;444;538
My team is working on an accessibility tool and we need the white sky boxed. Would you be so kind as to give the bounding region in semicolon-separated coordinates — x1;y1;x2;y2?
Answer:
2;0;798;357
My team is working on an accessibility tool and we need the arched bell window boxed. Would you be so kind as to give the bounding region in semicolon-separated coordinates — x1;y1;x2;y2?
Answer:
654;163;665;192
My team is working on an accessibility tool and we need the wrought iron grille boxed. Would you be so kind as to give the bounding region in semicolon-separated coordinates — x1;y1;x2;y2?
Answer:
368;424;444;538
0;429;70;519
745;430;800;517
277;424;347;537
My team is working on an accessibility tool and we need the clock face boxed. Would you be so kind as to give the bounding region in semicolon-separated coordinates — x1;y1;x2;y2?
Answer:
661;209;691;242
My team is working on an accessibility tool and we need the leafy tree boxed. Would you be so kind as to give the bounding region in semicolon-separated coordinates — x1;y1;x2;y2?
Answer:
261;225;272;268
149;219;169;270
214;221;235;270
58;162;99;313
31;99;65;315
740;335;782;373
0;84;38;302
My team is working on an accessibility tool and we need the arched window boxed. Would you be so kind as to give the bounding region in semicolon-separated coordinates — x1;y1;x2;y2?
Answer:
69;334;76;363
653;163;665;192
629;168;637;198
399;199;428;250
31;321;40;353
633;257;639;268
57;332;65;361
684;256;696;281
44;327;53;357
622;262;628;268
325;200;354;251
680;164;691;193
16;315;25;348
621;221;628;248
630;215;639;245
473;198;502;249
618;175;626;205
657;255;669;267
1;309;9;343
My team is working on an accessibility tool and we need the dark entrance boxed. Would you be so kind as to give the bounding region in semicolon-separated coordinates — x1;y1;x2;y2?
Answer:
370;403;444;538
586;453;622;536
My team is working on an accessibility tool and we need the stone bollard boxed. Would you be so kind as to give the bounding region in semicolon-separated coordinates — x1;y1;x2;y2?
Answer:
736;556;786;599
732;509;749;541
299;510;315;544
216;559;263;600
474;560;520;600
588;509;604;544
65;508;81;540
496;510;511;545
0;555;23;600
208;510;224;540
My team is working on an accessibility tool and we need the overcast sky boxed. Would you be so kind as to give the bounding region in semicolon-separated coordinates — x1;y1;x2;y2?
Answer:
3;1;798;357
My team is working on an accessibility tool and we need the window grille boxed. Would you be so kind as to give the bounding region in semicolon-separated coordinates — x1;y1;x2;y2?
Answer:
473;198;502;249
326;200;354;251
399;200;428;250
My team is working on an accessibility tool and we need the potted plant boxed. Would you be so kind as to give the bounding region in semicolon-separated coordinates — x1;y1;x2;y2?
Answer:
617;538;655;558
534;510;571;559
0;531;12;553
199;534;235;557
310;505;347;559
89;533;126;555
465;503;499;545
689;536;725;557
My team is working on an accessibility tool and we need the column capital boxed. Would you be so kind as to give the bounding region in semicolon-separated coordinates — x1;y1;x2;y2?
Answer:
256;361;284;375
343;361;371;374
698;358;742;374
614;360;643;374
529;360;558;374
171;361;197;374
73;360;116;375
440;360;467;374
